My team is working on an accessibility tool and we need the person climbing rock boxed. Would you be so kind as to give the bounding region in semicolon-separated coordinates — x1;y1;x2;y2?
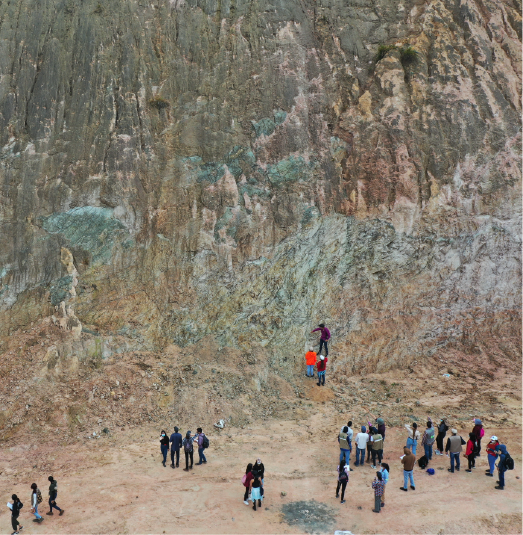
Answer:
160;430;169;467
435;418;449;455
472;418;485;456
195;427;208;465
250;475;263;511
372;472;384;512
170;426;183;468
316;355;327;386
9;494;23;535
305;347;317;378
445;429;466;472
311;323;330;356
464;432;477;472
243;463;254;505
379;463;390;507
400;446;416;491
182;431;195;471
30;483;43;523
338;426;351;467
46;476;63;516
355;426;369;466
405;422;420;455
485;436;499;477
421;417;435;462
336;463;349;504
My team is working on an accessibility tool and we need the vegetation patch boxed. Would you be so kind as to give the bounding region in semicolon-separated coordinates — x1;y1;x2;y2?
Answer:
149;96;170;110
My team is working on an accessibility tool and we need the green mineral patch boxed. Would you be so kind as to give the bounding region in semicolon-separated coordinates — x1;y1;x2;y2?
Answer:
41;206;127;264
301;206;321;225
252;117;276;138
49;275;73;306
196;162;226;184
274;110;287;125
267;155;313;186
214;208;237;242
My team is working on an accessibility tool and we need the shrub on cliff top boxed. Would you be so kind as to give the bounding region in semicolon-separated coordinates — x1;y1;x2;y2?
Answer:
400;46;420;66
149;96;170;110
374;44;397;63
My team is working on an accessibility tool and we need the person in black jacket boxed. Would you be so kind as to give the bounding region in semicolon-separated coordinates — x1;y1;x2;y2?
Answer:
160;430;169;467
435;418;449;455
170;426;183;468
252;458;265;485
10;494;24;534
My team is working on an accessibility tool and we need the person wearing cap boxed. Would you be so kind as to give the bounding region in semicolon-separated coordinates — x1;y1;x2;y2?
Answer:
354;426;369;466
170;426;183;468
316;354;328;386
495;444;509;490
445;429;466;472
305;347;317;378
311;323;331;356
472;418;485;456
485;436;499;477
182;431;195;471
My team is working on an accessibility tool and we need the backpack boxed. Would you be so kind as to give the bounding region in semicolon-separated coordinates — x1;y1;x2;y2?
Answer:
184;439;193;452
338;470;348;483
36;489;43;504
503;454;514;471
241;474;247;486
418;455;428;469
202;435;209;449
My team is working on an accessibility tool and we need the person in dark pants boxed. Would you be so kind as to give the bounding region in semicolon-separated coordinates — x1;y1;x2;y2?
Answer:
195;427;208;465
243;463;254;504
465;433;477;472
336;464;349;504
435;418;449;455
311;323;331;356
182;431;194;471
10;494;23;534
371;472;384;513
495;444;509;490
160;430;169;467
472;418;484;456
316;355;328;386
46;476;63;516
170;426;183;468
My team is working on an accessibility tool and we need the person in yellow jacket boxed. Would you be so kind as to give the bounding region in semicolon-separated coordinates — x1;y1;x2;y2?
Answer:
305;347;317;378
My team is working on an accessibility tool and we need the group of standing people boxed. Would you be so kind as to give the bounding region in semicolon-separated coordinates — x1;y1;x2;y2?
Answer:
160;427;209;470
242;459;266;511
305;324;331;386
8;477;63;535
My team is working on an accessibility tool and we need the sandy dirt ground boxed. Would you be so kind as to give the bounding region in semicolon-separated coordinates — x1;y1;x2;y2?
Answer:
0;398;521;534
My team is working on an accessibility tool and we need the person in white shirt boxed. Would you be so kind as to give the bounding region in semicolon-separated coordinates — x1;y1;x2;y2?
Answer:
405;422;420;455
354;425;369;466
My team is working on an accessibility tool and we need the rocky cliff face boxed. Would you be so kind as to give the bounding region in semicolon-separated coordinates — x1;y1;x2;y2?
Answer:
0;0;520;389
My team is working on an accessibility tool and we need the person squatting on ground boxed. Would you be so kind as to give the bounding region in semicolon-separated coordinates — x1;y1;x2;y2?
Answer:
250;475;263;511
336;463;349;504
485;436;499;477
316;355;328;386
338;426;351;467
354;426;369;466
421;417;435;462
160;430;169;467
311;323;330;357
30;483;43;523
183;431;195;471
243;463;254;504
305;348;317;378
400;447;416;491
472;418;485;457
405;422;420;455
370;428;383;469
371;472;384;513
46;476;63;516
379;463;389;507
465;432;477;472
435;418;449;455
195;428;208;465
445;429;466;472
170;426;183;468
9;494;23;535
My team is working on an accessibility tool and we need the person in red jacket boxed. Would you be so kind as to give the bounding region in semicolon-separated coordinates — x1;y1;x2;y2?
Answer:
464;433;477;472
485;436;499;477
316;355;328;386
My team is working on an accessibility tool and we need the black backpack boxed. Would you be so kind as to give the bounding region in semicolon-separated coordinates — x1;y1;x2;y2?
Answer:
503;453;514;471
202;435;210;449
418;455;428;469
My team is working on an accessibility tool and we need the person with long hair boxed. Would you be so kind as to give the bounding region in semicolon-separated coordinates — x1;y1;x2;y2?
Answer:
10;494;24;534
371;472;384;513
379;463;390;507
46;476;63;516
336;463;349;504
242;463;254;505
250;475;263;511
465;432;477;472
405;422;420;455
30;483;43;523
160;430;169;467
435;418;449;455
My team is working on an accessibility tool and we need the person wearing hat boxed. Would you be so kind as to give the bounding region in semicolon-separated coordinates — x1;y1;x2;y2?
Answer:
354;426;369;466
170;426;183;468
495;444;509;490
182;431;195;471
472;418;485;457
305;347;317;378
485;436;499;477
316;354;328;386
445;429;466;472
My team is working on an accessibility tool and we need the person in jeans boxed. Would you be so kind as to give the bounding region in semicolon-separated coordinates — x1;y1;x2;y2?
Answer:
445;429;466;472
338;426;351;467
311;323;331;356
354;426;369;466
305;347;317;378
195;427;207;465
485;436;499;477
243;463;254;504
465;433;477;472
421;418;435;461
250;476;263;511
371;472;384;513
336;463;349;504
30;483;43;523
495;444;508;490
405;422;420;455
379;463;389;507
10;494;24;534
160;430;169;467
370;428;383;469
169;426;183;468
316;355;328;386
46;476;63;516
400;447;416;491
435;418;449;455
182;431;195;471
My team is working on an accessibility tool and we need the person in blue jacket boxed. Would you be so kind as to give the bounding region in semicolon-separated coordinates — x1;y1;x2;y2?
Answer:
170;426;183;468
495;444;508;490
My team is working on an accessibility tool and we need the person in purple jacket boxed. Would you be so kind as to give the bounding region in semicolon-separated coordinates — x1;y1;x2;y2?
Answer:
195;427;208;465
311;323;331;357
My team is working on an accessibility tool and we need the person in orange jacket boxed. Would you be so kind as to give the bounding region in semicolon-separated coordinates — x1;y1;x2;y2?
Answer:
305;347;317;378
